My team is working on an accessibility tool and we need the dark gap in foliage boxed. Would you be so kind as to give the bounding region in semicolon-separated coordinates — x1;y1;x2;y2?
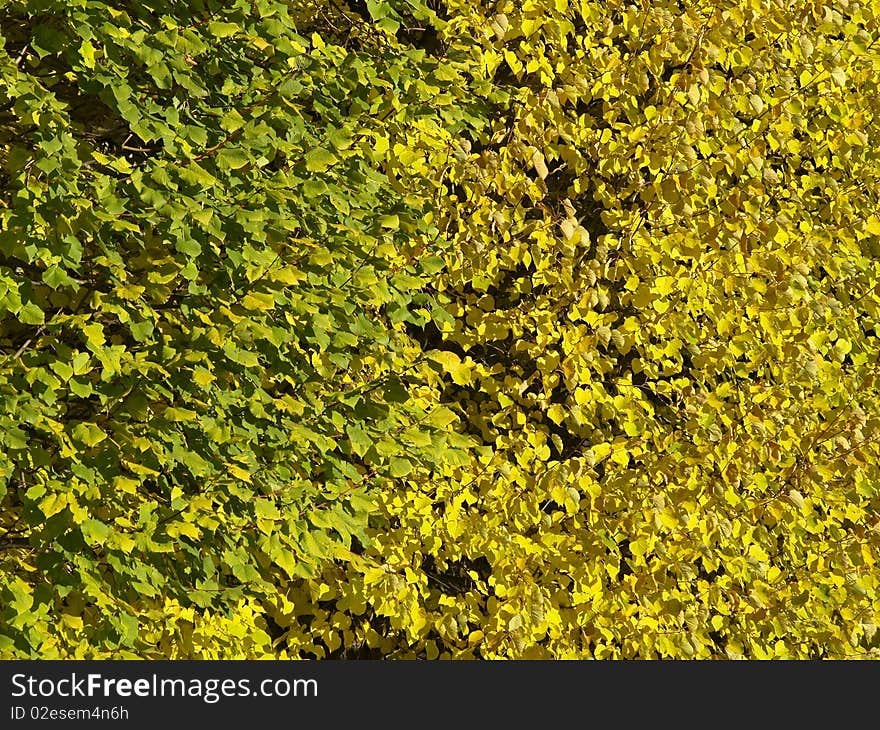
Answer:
421;554;491;597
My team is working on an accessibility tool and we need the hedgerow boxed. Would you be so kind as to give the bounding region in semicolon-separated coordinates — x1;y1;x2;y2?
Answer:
2;0;879;659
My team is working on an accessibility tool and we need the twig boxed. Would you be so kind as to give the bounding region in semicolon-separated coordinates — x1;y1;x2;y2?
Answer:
15;44;30;68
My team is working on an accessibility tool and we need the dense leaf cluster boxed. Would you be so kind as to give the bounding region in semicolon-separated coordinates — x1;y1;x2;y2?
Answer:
2;0;879;658
0;0;472;655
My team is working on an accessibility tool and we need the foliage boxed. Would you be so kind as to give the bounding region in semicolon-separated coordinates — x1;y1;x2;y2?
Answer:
2;0;880;659
0;0;471;656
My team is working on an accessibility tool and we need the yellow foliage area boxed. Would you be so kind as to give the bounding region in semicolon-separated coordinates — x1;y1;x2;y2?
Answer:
274;0;880;659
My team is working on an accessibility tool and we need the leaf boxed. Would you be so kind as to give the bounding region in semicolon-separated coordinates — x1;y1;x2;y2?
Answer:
427;349;472;385
389;457;412;477
303;179;327;197
428;406;458;428
366;0;391;19
81;519;110;544
532;150;549;179
383;380;409;403
68;379;93;398
328;126;354;151
178;163;217;188
42;265;69;289
241;291;276;311
224;344;260;368
419;256;445;274
217;147;250;170
114;476;139;495
80;40;96;69
305;147;337;173
129;320;154;342
18;302;45;325
49;360;73;381
71;422;107;447
378;214;400;230
798;36;814;59
227;464;252;483
208;21;240;37
82;323;105;348
71;352;91;375
346;424;371;458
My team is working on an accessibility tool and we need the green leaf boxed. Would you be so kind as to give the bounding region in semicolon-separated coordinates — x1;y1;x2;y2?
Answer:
346;423;371;458
305;147;338;173
389;457;412;477
419;255;445;274
129;320;154;342
303;179;328;197
81;519;110;544
71;422;107;448
178;163;217;188
18;302;45;325
175;237;202;257
217;147;250;170
42;265;69;289
383;380;409;403
224;344;260;368
208;21;240;38
68;379;93;398
71;352;91;375
49;360;73;381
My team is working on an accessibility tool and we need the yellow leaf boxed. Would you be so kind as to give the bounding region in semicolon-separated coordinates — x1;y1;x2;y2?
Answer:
227;464;252;483
532;150;549;180
241;291;276;311
80;40;96;69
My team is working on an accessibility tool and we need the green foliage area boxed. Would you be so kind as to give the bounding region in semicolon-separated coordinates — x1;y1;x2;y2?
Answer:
0;0;476;656
2;0;880;659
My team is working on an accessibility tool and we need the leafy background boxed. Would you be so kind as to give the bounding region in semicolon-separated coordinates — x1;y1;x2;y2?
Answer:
1;0;879;658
